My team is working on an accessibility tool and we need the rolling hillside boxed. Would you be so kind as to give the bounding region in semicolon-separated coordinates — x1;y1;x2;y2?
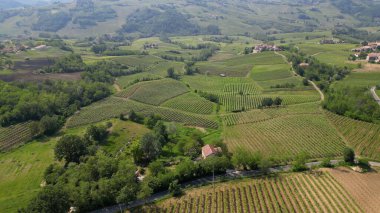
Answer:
0;0;372;38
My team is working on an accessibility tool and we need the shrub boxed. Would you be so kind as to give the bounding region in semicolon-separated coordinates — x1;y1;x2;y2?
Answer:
343;147;355;164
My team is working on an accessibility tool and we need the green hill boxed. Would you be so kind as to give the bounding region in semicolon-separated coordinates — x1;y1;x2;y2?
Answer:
1;0;378;38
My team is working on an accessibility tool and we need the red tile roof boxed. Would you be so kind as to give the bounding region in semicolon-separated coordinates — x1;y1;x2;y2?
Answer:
202;144;221;158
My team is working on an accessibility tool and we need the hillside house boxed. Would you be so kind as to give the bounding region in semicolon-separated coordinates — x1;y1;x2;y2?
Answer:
319;39;336;44
253;44;281;53
367;53;380;63
202;144;222;159
352;42;380;52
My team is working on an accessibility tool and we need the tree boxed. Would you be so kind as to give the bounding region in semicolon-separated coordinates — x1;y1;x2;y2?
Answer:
85;125;108;143
303;78;309;86
40;115;62;136
343;147;355;164
153;121;169;144
167;67;177;79
259;158;272;175
261;98;274;107
273;97;283;106
292;152;309;172
24;185;70;213
145;114;161;129
148;161;165;176
169;180;182;197
139;133;162;163
128;110;142;123
55;135;87;164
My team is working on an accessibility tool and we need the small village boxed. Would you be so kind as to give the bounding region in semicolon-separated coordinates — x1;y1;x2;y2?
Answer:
351;41;380;63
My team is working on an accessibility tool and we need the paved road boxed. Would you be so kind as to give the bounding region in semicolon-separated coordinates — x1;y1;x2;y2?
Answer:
370;86;380;106
92;159;365;213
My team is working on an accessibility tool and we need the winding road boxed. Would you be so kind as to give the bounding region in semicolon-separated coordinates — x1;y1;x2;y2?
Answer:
274;51;325;101
91;160;380;213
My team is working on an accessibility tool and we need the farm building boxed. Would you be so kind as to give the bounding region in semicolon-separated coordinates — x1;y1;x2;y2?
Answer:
352;42;380;52
253;44;281;53
202;144;222;159
367;53;380;63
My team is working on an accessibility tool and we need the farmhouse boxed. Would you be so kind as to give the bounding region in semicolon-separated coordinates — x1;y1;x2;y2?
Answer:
201;144;222;159
352;42;380;52
253;44;281;53
366;53;380;63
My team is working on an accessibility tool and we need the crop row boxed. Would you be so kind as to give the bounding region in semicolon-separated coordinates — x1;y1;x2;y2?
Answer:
161;93;214;115
223;83;261;95
117;79;190;106
216;93;320;112
67;97;218;129
222;102;321;126
223;114;346;161
325;111;380;161
138;172;362;213
0;122;33;151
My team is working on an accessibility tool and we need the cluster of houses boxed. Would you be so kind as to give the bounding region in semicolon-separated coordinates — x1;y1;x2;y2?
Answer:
0;44;49;54
319;39;343;44
143;43;158;49
352;42;380;52
253;44;282;53
351;42;380;63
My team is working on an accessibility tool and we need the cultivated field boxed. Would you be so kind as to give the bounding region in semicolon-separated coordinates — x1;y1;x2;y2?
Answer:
161;93;215;115
325;111;380;161
224;114;346;161
328;168;380;213
136;172;362;213
0;122;33;151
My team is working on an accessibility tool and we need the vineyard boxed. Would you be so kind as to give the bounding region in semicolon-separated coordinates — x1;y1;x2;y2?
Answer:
0;122;33;151
222;102;321;126
325;111;380;161
161;93;215;115
66;97;219;129
217;94;320;112
223;114;346;161
251;64;293;81
183;76;260;93
120;79;190;106
136;172;362;213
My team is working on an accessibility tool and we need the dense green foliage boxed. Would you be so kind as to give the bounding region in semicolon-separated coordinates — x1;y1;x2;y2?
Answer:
0;80;110;127
41;54;85;73
323;86;380;122
121;8;220;37
32;11;71;32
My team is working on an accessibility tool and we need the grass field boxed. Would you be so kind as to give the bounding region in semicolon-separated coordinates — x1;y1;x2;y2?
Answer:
251;64;293;81
224;114;346;161
137;171;362;213
0;140;55;212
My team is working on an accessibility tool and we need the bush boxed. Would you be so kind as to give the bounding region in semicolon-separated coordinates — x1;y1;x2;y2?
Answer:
169;180;182;197
292;152;309;172
320;158;333;168
343;147;355;164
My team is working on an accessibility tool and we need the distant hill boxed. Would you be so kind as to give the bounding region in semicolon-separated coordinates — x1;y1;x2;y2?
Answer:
0;0;379;38
0;0;24;9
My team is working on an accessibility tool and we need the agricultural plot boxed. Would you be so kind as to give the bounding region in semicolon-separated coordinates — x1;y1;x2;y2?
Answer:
139;172;362;213
222;102;321;126
256;76;308;90
161;93;215;115
217;93;320;112
224;114;346;160
127;79;190;106
329;168;380;213
183;75;260;93
325;111;380;161
0;122;33;151
116;73;162;88
67;97;218;129
251;64;293;81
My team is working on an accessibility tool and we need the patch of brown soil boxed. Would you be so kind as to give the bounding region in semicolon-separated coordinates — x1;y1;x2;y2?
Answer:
328;167;380;213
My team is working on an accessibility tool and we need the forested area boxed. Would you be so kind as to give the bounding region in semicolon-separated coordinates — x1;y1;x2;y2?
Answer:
121;8;220;37
0;80;110;128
